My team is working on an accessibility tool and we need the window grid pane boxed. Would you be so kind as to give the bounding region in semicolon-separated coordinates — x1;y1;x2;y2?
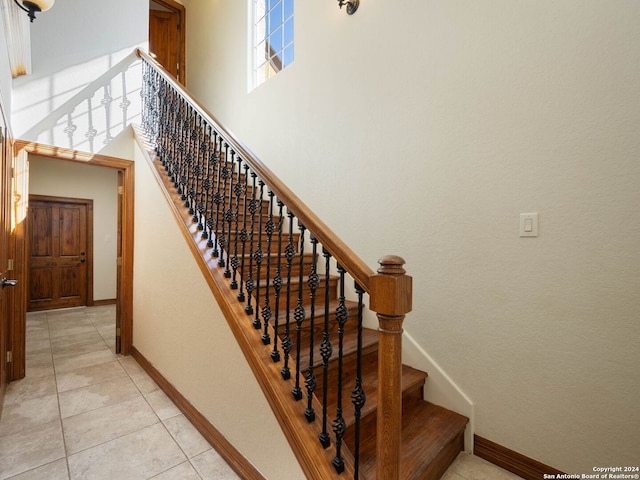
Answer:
252;0;293;88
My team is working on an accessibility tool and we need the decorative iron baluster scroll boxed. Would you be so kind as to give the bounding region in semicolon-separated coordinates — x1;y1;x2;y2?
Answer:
280;208;296;380
304;235;319;423
319;247;333;449
270;200;285;363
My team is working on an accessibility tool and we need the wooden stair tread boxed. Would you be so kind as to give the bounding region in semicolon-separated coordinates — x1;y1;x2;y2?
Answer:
326;364;428;426
359;401;468;480
295;326;379;371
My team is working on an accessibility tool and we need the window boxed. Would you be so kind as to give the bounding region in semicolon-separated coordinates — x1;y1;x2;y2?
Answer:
252;0;294;89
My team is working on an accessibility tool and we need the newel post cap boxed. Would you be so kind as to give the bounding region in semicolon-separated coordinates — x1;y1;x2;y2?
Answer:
369;255;412;316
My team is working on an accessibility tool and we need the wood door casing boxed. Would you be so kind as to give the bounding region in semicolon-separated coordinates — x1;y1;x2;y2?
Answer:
27;196;93;312
0;116;10;412
11;142;135;381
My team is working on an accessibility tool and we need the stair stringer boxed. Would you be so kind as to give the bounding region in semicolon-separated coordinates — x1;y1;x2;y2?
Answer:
402;331;475;452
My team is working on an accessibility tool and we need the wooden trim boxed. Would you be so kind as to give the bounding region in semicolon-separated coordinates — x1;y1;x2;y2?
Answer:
474;435;565;480
133;127;356;479
92;298;116;306
136;49;375;292
131;347;266;480
12;141;135;372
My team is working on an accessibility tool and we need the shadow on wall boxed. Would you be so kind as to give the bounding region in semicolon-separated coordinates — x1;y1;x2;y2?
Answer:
13;49;142;152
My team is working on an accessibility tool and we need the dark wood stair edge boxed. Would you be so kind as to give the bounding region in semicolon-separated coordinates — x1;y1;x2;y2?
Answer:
131;346;266;480
134;131;357;479
474;435;565;480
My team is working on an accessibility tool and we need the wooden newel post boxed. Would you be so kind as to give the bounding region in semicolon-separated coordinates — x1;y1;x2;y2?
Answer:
369;255;412;480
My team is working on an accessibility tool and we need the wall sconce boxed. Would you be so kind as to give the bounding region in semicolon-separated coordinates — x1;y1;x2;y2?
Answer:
338;0;359;15
13;0;55;22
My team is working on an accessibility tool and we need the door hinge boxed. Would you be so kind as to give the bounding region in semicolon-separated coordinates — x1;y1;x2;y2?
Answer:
7;259;13;271
116;327;121;336
118;186;124;195
6;351;12;363
117;257;122;266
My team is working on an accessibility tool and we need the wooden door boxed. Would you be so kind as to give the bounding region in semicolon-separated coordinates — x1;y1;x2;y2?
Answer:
27;196;92;312
0;120;11;413
149;9;181;80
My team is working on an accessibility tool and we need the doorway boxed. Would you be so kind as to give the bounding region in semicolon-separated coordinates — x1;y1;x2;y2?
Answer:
10;142;135;382
27;195;93;312
149;0;186;83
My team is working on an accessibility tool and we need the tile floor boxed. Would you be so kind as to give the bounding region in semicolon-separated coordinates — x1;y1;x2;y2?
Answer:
0;305;522;480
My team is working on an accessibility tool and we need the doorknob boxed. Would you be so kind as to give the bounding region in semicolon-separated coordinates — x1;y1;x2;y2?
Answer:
80;258;86;263
1;278;18;288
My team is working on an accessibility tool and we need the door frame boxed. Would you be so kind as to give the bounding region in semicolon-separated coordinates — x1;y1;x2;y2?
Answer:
10;141;134;381
27;194;94;312
150;0;186;84
0;107;10;413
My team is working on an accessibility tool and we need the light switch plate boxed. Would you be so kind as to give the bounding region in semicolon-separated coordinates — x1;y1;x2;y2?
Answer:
520;213;538;237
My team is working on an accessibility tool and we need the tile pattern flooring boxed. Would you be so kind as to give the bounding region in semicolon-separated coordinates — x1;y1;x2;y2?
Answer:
0;305;522;480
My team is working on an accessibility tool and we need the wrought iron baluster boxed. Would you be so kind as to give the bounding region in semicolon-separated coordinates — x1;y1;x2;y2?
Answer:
161;86;172;170
168;91;180;176
271;200;285;363
217;142;231;267
350;281;366;479
261;190;275;345
156;83;167;164
191;114;203;225
252;180;265;330
185;106;196;211
237;161;251;303
189;113;200;219
319;247;333;448
292;222;306;401
332;265;350;474
198;122;211;236
206;130;219;249
223;148;237;278
244;172;258;316
304;235;319;423
280;209;296;380
230;155;244;289
175;102;187;192
211;133;224;258
200;124;212;240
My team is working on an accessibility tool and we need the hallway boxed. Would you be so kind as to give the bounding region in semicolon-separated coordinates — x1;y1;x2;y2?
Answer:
0;305;240;479
0;305;522;480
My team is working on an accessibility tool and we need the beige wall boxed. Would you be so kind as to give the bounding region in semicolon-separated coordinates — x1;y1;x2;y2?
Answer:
28;156;118;301
182;0;640;473
131;141;305;480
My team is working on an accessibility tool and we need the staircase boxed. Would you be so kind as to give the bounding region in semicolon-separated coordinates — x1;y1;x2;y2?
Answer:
137;49;468;479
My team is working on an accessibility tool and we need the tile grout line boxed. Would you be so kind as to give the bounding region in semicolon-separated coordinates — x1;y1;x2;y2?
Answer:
49;310;74;480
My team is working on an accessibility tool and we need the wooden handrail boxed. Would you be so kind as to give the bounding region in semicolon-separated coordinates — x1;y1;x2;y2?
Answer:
135;48;375;292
